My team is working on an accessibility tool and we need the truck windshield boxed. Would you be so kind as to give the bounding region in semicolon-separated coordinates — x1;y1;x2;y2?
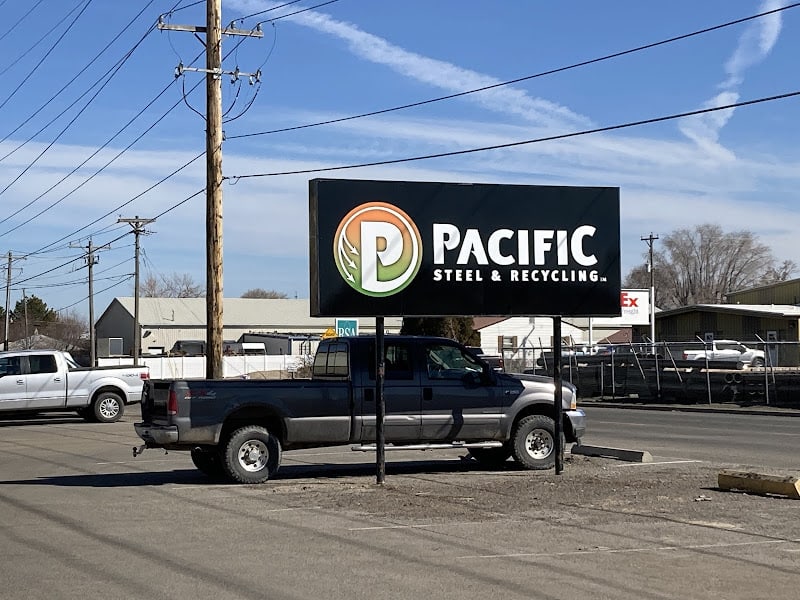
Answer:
425;343;483;380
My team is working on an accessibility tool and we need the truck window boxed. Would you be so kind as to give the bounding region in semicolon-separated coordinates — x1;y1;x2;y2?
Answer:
312;342;349;378
28;354;58;374
367;342;413;381
0;356;21;376
425;343;482;380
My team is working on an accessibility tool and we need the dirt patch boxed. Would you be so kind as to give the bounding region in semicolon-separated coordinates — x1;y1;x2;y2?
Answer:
265;455;800;537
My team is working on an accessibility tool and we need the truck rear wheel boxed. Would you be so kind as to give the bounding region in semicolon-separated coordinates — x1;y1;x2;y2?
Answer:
92;392;125;423
191;447;225;479
223;426;281;484
511;414;561;470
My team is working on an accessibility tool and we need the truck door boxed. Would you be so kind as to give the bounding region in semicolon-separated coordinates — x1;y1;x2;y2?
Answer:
24;354;68;410
357;340;421;443
0;356;26;411
419;341;502;441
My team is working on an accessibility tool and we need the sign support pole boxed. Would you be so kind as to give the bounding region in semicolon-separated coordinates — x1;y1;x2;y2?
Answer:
376;316;386;484
553;316;564;475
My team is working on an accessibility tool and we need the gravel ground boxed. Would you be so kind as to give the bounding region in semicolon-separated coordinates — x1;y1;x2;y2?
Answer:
261;454;800;540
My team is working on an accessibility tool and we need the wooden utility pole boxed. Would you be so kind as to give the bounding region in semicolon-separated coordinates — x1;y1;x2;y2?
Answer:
158;1;262;379
3;251;10;351
641;233;659;351
118;217;155;366
70;238;108;366
206;0;224;379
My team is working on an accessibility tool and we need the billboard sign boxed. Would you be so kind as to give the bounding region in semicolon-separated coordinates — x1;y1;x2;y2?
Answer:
310;179;620;317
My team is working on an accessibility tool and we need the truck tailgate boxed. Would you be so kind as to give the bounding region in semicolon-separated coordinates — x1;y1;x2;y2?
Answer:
140;379;174;424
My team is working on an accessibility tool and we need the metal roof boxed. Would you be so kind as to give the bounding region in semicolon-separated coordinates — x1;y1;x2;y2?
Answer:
656;304;800;318
104;297;403;329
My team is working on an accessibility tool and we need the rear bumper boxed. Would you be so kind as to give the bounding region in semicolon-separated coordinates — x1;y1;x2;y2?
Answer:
565;408;586;442
134;422;179;446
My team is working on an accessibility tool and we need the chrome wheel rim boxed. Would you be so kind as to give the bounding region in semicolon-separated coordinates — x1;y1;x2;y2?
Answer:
524;429;553;460
237;439;269;472
98;397;119;420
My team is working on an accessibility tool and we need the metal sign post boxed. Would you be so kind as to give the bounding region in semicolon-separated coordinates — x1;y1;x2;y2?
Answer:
553;316;564;475
376;316;386;484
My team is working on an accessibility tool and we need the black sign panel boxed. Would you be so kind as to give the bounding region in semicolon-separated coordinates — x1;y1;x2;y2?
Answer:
310;179;620;317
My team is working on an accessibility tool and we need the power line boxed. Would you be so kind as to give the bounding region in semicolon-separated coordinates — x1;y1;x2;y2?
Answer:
0;0;46;45
12;230;131;287
0;0;162;149
0;74;195;236
0;0;94;112
55;275;134;312
226;90;800;181
0;26;163;212
0;0;89;79
227;1;800;140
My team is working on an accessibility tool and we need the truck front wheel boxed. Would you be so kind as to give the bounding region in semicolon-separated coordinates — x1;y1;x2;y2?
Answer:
91;392;125;423
511;415;562;470
223;426;281;484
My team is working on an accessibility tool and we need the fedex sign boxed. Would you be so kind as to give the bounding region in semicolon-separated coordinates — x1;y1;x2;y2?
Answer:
621;291;640;308
591;289;650;326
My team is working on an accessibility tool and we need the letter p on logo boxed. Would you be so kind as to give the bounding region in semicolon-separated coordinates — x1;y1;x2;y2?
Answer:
334;202;422;297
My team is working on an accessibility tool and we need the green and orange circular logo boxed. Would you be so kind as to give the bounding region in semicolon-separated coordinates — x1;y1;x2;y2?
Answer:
334;202;422;297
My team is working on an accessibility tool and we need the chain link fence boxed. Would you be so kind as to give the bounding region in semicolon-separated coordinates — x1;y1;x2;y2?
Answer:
500;339;800;408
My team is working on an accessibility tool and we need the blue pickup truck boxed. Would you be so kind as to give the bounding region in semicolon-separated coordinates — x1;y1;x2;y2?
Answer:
134;336;586;483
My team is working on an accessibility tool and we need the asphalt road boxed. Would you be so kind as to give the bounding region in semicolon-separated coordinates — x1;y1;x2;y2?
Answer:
0;409;798;600
581;406;800;471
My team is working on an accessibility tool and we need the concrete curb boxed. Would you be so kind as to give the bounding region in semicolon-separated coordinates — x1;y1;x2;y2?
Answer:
581;401;800;417
718;470;800;499
570;444;653;463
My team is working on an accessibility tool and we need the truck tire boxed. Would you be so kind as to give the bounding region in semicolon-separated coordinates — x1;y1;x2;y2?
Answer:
92;392;125;423
190;447;225;479
222;426;281;484
467;446;512;466
751;357;765;367
511;414;561;470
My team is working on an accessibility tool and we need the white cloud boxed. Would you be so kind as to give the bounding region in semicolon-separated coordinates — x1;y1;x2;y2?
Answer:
680;0;786;151
724;0;786;86
229;0;590;130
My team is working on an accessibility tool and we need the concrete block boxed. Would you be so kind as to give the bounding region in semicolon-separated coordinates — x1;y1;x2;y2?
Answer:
718;470;800;499
570;444;653;463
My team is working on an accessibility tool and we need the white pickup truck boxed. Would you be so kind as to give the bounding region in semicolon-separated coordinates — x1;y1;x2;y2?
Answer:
0;349;149;422
682;340;766;368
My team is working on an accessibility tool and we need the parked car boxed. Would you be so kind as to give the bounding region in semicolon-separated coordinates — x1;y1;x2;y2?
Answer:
0;349;149;422
682;340;765;368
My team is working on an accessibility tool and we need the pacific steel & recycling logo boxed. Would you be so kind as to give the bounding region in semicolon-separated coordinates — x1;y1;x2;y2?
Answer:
334;201;422;297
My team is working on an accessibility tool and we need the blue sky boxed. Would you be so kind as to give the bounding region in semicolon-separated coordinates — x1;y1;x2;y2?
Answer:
0;0;798;322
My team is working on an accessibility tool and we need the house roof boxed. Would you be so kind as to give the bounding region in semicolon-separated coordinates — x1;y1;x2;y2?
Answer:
655;304;800;319
472;317;508;330
727;277;800;297
100;297;403;329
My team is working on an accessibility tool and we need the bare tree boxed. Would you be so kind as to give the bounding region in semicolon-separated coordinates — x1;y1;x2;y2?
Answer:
43;310;89;352
140;272;205;298
625;224;796;308
241;288;289;299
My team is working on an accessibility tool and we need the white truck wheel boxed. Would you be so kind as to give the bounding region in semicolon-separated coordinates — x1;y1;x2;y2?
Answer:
92;392;125;423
